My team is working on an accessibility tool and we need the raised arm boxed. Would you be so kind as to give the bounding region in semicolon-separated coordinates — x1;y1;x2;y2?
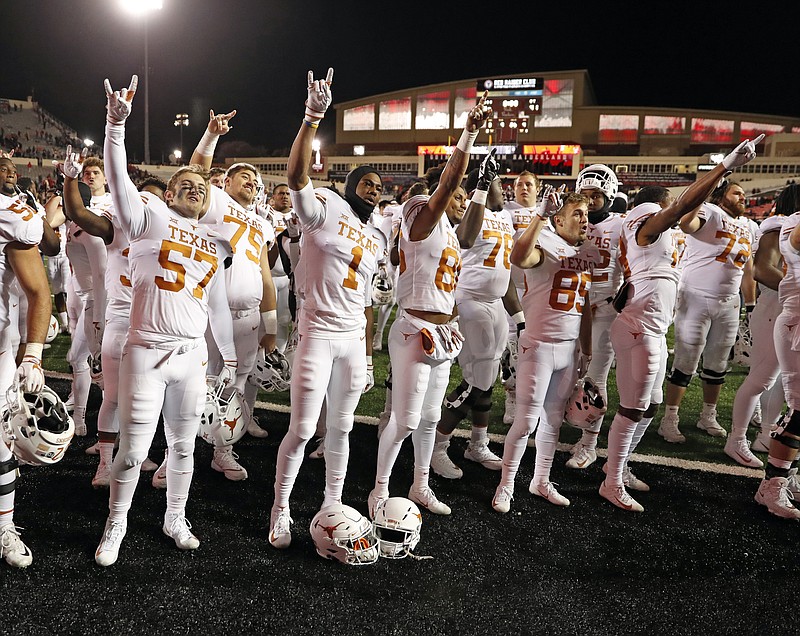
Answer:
56;146;114;244
287;68;333;192
457;149;499;248
190;109;237;170
639;135;765;244
103;75;148;240
510;186;562;269
408;93;491;241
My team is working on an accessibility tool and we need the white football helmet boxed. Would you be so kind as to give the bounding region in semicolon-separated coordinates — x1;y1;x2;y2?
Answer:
371;264;394;306
575;164;619;202
248;349;291;393
198;378;247;447
46;315;59;344
309;504;379;565
564;378;607;429
88;354;103;389
372;497;422;559
1;385;74;465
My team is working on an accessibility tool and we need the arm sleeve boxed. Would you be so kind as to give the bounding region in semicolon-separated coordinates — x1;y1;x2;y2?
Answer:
289;181;325;232
206;270;237;363
104;120;148;240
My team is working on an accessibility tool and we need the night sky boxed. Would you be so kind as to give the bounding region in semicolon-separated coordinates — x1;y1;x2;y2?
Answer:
3;0;794;162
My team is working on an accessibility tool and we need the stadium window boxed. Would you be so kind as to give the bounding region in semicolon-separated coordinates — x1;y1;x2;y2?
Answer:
379;98;411;130
344;104;375;131
454;87;477;129
416;91;450;130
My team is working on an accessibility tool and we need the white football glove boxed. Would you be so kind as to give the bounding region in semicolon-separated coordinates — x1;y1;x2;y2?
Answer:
54;144;87;179
285;212;301;238
104;74;138;124
305;68;334;120
364;358;375;394
219;360;237;387
15;356;45;394
722;133;765;170
536;185;565;219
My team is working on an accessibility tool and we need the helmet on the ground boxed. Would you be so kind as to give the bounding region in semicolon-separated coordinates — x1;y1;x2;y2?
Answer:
565;378;607;429
1;385;74;465
733;321;752;367
372;497;422;559
575;164;619;202
248;349;291;392
309;504;379;565
198;378;247;447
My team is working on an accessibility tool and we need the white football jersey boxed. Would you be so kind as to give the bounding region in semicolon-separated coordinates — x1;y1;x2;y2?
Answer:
753;214;785;301
203;187;274;310
126;191;231;339
778;212;800;311
616;202;684;336
505;200;536;292
0;191;44;331
586;213;624;307
679;203;754;297
291;182;386;337
396;195;461;315
457;207;514;302
101;207;132;313
66;192;111;295
520;225;599;343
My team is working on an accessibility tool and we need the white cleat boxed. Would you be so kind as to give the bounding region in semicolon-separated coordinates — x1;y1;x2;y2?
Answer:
599;480;644;512
529;480;570;507
755;477;800;520
247;417;269;439
566;444;597;469
269;507;293;549
408;486;451;515
92;459;112;489
658;413;685;443
95;519;126;567
308;437;325;460
463;441;502;471
724;437;764;468
0;525;33;568
697;413;727;438
430;442;463;479
211;447;248;481
492;485;514;514
152;452;168;489
368;489;388;520
163;513;200;550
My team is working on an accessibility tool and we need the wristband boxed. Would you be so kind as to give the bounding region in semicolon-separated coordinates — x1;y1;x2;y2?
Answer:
261;310;278;335
745;304;755;312
305;106;326;120
471;190;487;206
195;129;219;157
366;355;373;367
456;128;479;154
303;118;319;129
511;311;525;326
24;342;43;361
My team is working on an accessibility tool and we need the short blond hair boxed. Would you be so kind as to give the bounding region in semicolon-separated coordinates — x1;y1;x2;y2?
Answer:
167;164;209;194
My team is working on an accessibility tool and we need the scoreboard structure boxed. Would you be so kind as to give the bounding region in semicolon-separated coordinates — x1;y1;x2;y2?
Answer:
477;77;544;143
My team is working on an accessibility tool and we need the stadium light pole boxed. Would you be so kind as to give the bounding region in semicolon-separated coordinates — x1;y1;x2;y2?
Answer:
173;113;188;163
119;0;163;165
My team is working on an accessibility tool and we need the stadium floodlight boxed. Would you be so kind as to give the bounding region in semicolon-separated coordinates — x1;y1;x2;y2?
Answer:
174;149;182;162
83;138;94;148
119;0;163;15
119;0;163;165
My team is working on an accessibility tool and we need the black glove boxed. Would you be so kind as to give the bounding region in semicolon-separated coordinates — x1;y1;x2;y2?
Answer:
476;148;499;191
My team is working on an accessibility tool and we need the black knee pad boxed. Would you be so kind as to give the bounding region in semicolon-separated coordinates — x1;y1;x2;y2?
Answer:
473;388;494;414
0;457;19;476
643;402;659;419
668;368;693;388
700;367;726;385
444;380;480;419
772;410;800;449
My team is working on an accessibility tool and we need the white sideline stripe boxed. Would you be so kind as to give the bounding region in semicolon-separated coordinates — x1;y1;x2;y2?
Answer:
45;372;763;481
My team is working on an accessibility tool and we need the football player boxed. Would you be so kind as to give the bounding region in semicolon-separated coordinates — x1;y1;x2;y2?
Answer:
602;136;763;512
502;171;539;425
659;179;758;442
268;68;387;549
492;189;598;512
95;76;237;566
0;157;52;567
369;92;491;518
755;194;800;519
567;164;625;471
726;185;799;466
429;159;522;484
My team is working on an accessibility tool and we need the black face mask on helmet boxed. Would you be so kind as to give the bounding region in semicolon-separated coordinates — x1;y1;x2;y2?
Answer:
344;165;381;224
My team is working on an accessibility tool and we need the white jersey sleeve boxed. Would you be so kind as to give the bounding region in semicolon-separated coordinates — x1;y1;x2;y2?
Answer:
0;192;44;248
586;213;624;308
104;120;148;241
778;212;800;311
